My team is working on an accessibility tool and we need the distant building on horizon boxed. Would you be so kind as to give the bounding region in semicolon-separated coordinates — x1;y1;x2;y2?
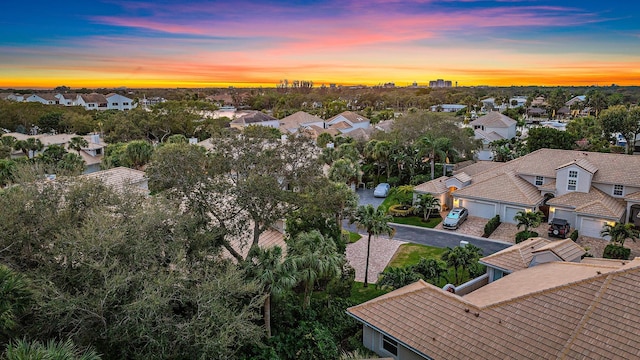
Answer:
429;79;453;88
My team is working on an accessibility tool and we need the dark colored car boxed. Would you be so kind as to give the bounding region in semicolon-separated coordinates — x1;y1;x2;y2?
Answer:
548;218;571;238
443;207;468;230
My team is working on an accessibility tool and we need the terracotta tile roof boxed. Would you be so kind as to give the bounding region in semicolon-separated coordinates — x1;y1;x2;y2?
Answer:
79;150;102;166
348;259;640;360
452;161;501;177
84;167;146;190
532;239;585;261
538;179;556;191
231;111;277;125
374;119;393;132
479;237;552;272
515;149;640;187
328;121;352;130
625;191;640;202
327;111;370;124
223;227;287;260
469;111;517;128
453;172;471;183
79;93;107;104
414;176;449;195
279;111;324;132
347;127;372;141
547;187;626;219
454;170;543;206
475;129;504;141
556;158;598;174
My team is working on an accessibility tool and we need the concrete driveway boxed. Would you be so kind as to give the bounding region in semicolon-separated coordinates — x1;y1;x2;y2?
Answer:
355;188;385;209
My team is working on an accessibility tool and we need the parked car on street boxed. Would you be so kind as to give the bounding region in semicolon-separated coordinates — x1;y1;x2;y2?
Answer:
548;218;571;238
443;207;468;230
373;183;391;198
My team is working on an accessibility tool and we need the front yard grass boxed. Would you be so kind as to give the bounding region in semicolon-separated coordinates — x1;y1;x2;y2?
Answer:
387;243;447;268
349;282;390;304
391;216;441;228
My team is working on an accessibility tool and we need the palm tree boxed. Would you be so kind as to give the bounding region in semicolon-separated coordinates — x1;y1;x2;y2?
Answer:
25;138;44;158
0;159;17;187
4;338;101;360
0;135;17;148
441;246;466;285
377;267;421;290
601;222;640;247
414;193;441;221
245;246;296;337
373;140;392;181
513;210;544;233
68;136;89;155
412;258;448;285
288;230;343;307
350;205;395;287
442;245;484;285
123;140;154;170
420;135;450;180
329;158;360;189
0;264;31;334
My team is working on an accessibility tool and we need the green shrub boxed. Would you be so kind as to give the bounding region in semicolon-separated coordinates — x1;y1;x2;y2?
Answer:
515;230;538;243
570;230;579;241
603;244;630;260
483;215;501;237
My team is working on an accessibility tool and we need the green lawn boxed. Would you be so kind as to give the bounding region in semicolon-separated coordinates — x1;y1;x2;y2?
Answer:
348;231;362;243
391;216;441;228
387;243;447;268
349;282;390;304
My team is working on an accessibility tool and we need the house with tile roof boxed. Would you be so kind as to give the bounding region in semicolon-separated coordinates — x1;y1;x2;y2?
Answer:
415;149;640;238
105;93;135;111
229;110;280;129
325;111;371;134
25;93;59;105
469;112;517;161
84;166;148;193
76;93;108;110
5;132;105;173
348;255;640;360
278;111;325;135
479;237;585;283
55;93;78;106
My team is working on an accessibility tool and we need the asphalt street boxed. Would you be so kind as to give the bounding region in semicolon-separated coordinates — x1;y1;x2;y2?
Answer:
351;188;511;256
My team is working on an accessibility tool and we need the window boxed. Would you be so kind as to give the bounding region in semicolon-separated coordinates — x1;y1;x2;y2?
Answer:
123;102;130;106
569;170;578;178
568;179;577;191
112;102;118;106
614;184;624;196
535;176;544;186
492;269;505;282
382;335;398;356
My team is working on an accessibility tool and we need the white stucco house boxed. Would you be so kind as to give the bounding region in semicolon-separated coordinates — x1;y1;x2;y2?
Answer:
325;111;371;134
76;93;108;110
415;149;640;238
25;93;59;105
469;112;517;161
55;93;77;106
105;93;135;111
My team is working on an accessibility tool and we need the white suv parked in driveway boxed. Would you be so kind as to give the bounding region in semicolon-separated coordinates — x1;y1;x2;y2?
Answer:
442;207;468;230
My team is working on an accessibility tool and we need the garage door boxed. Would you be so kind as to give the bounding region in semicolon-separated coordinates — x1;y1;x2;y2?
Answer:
504;206;525;224
462;200;496;219
554;210;576;228
580;218;607;238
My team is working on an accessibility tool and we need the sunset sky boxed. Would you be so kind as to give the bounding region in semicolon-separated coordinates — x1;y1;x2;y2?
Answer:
1;0;640;89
